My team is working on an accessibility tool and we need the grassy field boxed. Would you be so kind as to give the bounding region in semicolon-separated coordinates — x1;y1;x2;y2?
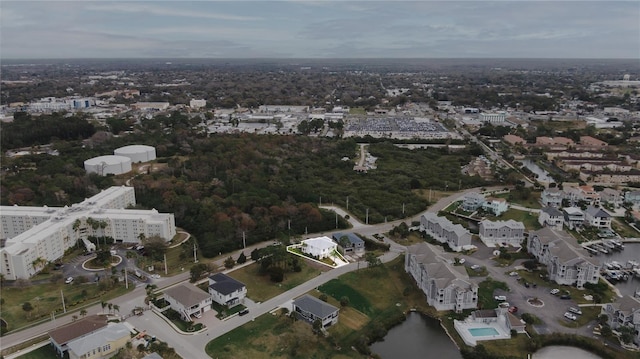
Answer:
349;107;366;115
494;191;542;209
389;232;426;246
477;278;509;310
0;280;132;333
611;218;640;238
227;258;327;302
318;280;373;315
487;208;541;231
15;344;60;359
480;333;533;358
414;190;457;209
557;306;600;328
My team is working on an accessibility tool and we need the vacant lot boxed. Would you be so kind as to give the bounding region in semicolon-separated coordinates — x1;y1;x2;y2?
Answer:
319;280;373;315
487;208;541;231
227;258;327;302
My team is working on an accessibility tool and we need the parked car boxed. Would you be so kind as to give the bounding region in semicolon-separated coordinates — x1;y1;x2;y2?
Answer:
458;258;466;264
508;306;518;313
560;294;572;300
524;282;530;288
568;307;582;315
550;288;560;295
498;302;510;308
239;309;249;316
470;264;481;270
494;295;507;301
65;277;74;284
563;312;577;321
509;271;518;277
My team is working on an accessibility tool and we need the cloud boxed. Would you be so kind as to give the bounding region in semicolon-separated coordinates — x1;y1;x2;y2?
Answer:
85;2;262;21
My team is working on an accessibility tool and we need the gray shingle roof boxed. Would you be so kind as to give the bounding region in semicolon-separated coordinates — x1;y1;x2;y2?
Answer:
541;206;563;216
209;273;245;296
293;294;338;318
332;232;364;245
48;314;108;345
585;206;611;218
164;283;210;308
67;323;130;356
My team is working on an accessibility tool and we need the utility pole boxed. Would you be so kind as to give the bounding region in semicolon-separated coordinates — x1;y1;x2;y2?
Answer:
319;196;322;206
429;189;432;202
402;203;405;215
335;211;338;228
242;231;246;249
366;208;369;225
164;254;168;275
61;290;66;313
346;196;349;210
193;242;198;263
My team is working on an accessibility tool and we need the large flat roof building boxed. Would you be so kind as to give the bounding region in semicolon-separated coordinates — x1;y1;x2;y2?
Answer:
1;186;176;280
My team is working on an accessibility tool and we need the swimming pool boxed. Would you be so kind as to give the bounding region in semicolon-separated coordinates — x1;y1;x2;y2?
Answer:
468;327;499;337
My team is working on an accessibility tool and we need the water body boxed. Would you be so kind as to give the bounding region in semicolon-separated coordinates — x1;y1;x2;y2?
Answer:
370;312;463;359
532;345;603;359
520;159;556;183
597;242;640;297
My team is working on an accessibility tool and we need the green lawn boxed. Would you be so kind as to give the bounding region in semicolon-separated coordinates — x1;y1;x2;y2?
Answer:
494;191;542;209
477;278;509;310
15;344;61;359
318;280;373;315
487;208;541;230
0;281;132;333
227;258;327;302
611;218;640;238
557;306;600;328
348;107;366;115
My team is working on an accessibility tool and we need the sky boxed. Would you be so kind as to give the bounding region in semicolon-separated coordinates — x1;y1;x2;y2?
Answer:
1;1;639;59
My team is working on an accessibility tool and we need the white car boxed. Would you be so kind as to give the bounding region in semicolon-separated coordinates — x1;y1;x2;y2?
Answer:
494;295;507;301
563;312;577;321
458;258;466;264
471;264;481;270
568;307;582;315
65;277;74;284
509;271;518;277
550;288;560;295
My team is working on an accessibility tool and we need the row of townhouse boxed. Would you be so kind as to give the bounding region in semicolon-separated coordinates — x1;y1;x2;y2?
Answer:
601;295;640;346
405;243;478;313
420;213;472;252
461;193;509;216
542;186;629;209
0;186;176;280
527;228;600;289
538;205;612;231
478;219;526;247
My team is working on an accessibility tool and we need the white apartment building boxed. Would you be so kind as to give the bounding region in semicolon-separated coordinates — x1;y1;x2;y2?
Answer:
478;219;525;247
0;186;176;280
479;113;507;123
189;99;207;109
405;243;478;312
420;213;472;252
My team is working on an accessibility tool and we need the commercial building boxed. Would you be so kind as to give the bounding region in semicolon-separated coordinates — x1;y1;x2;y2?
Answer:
478;220;525;247
479;113;506;123
405;243;478;312
420;213;472;252
113;145;156;163
0;186;176;280
527;228;599;288
84;155;132;176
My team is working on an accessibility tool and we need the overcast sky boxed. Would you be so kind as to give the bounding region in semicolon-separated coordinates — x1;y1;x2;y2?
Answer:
1;1;638;59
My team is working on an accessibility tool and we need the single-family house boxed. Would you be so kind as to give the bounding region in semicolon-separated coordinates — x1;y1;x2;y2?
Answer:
405;243;478;312
578;185;601;206
527;228;600;288
292;294;339;328
163;283;212;321
601;295;640;346
624;190;640;207
584;206;612;229
301;236;337;259
208;273;247;308
503;135;526;146
482;197;509;216
562;207;585;230
541;188;563;208
420;213;472;252
49;315;108;357
67;323;131;359
461;193;485;212
600;188;622;208
538;206;564;230
478;220;525;247
332;232;365;255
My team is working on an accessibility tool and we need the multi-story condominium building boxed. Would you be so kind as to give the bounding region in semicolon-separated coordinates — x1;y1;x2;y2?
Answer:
562;207;585;230
584;206;612;229
601;188;622;208
405;242;478;312
478;220;525;247
601;295;640;346
461;193;485;212
540;188;563;208
479;113;506;123
420;213;472;252
585;170;640;185
482;197;509;216
527;228;600;288
0;186;176;280
538;206;564;230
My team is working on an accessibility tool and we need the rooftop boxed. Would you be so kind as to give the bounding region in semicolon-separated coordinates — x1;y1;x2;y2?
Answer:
164;283;211;308
209;273;246;296
48;315;108;345
293;294;339;318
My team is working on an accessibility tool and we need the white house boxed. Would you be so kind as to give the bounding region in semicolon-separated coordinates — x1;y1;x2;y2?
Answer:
482;197;509;216
292;294;339;328
420;213;472;252
601;295;640;346
538;206;564;230
527;228;600;288
562;207;585;230
462;193;485;212
541;188;563;208
163;283;212;321
478;220;525;247
584;206;612;229
301;236;337;259
405;243;478;312
208;273;246;308
600;188;622;208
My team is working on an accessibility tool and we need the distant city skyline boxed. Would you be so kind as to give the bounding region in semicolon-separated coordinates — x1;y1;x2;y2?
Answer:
1;1;638;59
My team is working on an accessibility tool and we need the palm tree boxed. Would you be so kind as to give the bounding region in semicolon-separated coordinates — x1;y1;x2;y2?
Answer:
100;301;107;313
113;304;120;315
107;303;113;314
80;309;87;317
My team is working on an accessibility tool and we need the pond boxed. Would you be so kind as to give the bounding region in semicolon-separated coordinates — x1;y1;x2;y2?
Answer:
520;159;556;183
533;345;603;359
370;312;463;359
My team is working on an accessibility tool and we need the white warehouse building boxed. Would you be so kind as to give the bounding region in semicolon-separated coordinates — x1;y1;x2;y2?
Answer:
0;186;176;280
84;155;132;176
114;145;156;163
